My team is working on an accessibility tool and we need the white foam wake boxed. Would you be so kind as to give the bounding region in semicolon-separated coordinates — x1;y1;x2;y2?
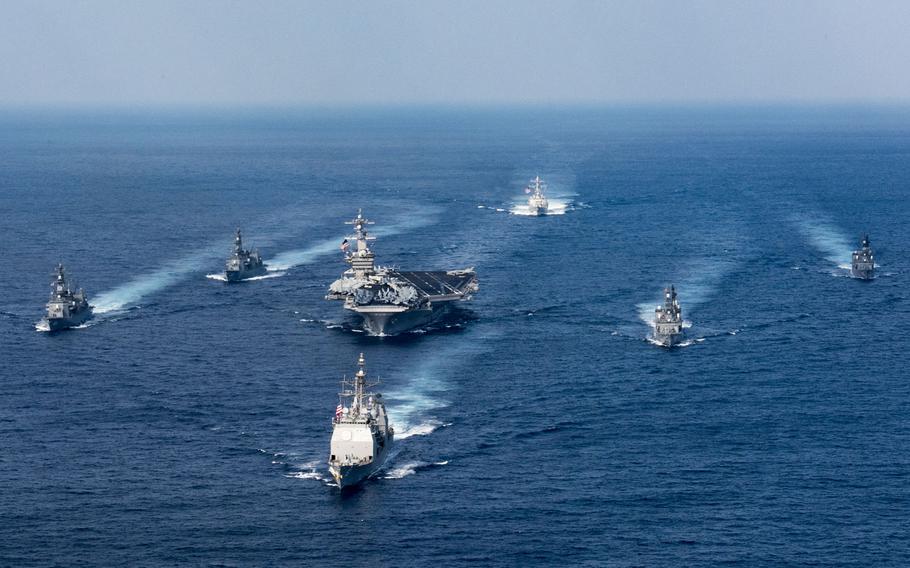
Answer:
396;419;450;440
794;217;854;268
510;197;572;216
93;246;222;314
386;329;500;441
266;239;340;271
281;458;333;483
383;460;449;479
266;206;440;271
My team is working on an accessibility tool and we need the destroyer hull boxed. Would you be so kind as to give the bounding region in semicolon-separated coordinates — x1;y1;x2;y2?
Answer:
654;332;684;347
348;303;451;336
225;266;268;282
851;265;874;280
46;309;93;331
329;452;389;489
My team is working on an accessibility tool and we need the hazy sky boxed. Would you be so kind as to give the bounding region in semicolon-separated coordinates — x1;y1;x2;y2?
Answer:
2;0;909;106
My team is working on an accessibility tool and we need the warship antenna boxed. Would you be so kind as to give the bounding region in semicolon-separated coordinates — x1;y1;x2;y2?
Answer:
354;353;367;415
234;228;243;253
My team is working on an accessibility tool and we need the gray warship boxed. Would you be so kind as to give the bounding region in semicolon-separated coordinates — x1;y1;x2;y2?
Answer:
526;175;549;216
44;264;93;331
326;210;479;336
653;285;684;347
851;234;875;280
328;353;394;490
225;228;267;282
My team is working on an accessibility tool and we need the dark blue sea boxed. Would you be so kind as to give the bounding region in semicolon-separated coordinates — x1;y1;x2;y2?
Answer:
1;106;909;566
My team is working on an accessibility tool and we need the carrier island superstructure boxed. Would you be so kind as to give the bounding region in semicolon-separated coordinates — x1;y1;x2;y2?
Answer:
328;353;393;489
326;210;479;336
653;285;684;347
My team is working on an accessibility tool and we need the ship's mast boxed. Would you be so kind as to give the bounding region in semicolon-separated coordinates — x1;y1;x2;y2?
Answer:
338;353;379;420
51;264;68;300
531;176;545;197
234;228;243;254
353;353;366;414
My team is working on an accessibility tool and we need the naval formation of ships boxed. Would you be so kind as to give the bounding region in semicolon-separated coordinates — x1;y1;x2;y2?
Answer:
34;175;882;488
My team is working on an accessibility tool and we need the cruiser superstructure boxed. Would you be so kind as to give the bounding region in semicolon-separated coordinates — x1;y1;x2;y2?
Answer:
653;285;684;347
851;234;875;280
326;210;479;336
328;353;394;489
526;175;549;216
225;228;267;282
44;264;93;331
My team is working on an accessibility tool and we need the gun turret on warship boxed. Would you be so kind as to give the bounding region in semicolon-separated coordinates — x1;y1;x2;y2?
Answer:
224;228;267;282
525;175;549;216
328;353;394;490
851;234;875;280
326;210;479;336
44;264;93;331
653;285;684;347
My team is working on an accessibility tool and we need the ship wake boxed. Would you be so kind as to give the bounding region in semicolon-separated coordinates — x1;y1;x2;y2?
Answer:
92;245;227;315
383;460;449;479
635;255;739;341
793;216;854;272
266;206;439;271
510;197;574;216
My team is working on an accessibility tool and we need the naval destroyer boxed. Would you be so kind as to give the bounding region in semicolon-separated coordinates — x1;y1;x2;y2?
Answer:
851;234;875;280
326;210;479;336
224;228;267;282
525;175;549;216
44;264;93;331
653;285;684;347
328;353;394;489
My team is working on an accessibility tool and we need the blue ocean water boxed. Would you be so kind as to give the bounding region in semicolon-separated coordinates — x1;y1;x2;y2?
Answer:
1;106;909;566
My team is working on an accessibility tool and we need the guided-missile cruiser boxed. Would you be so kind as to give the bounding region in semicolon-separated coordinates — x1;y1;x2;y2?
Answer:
653;285;684;347
326;210;479;336
44;264;93;331
526;175;549;216
224;228;267;282
851;234;875;280
328;353;394;490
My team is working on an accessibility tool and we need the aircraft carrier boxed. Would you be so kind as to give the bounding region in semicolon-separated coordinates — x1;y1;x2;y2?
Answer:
326;210;478;336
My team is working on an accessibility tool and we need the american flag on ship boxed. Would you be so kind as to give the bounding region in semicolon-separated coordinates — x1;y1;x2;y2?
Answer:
340;238;349;252
335;404;343;419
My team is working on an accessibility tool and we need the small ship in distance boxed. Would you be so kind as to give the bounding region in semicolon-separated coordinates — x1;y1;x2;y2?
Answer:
44;264;93;331
328;353;394;489
225;228;267;282
653;285;684;347
326;210;479;336
525;175;549;216
851;234;875;280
